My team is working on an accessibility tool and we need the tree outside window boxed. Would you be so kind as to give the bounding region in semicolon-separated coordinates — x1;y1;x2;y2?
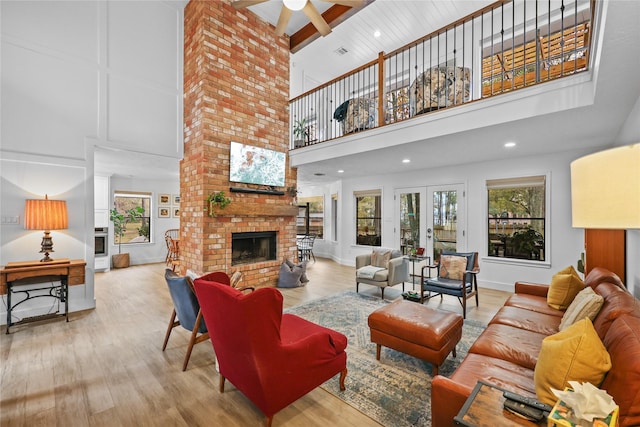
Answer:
356;191;381;246
487;176;546;261
113;193;152;244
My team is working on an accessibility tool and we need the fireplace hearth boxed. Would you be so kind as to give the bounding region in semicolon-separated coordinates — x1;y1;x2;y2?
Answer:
232;231;277;266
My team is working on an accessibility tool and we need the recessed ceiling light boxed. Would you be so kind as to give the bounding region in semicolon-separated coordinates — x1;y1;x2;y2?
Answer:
337;169;344;173
504;142;516;148
402;159;411;163
314;172;325;176
374;30;381;38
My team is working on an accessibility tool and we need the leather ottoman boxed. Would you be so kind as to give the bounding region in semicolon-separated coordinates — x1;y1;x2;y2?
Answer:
368;299;463;375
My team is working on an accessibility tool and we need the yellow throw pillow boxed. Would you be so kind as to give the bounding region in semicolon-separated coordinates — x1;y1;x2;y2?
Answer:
439;255;468;281
534;317;611;405
547;265;584;310
559;286;604;331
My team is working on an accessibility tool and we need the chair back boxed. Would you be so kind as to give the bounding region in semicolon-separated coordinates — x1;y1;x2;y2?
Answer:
164;228;179;240
193;278;284;399
441;250;478;272
164;269;207;333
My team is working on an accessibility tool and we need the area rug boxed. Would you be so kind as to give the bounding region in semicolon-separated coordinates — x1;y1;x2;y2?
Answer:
285;291;485;427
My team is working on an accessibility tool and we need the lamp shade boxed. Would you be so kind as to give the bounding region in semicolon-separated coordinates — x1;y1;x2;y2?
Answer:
571;143;640;229
24;195;68;231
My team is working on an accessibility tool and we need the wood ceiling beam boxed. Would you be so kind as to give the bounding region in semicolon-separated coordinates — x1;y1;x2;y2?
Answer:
289;1;374;53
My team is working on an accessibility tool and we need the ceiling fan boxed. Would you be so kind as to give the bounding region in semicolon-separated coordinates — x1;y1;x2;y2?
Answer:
232;0;363;37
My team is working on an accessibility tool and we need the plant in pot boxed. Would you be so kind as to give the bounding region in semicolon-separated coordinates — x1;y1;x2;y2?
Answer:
109;206;144;268
510;227;544;260
206;191;231;217
293;118;309;148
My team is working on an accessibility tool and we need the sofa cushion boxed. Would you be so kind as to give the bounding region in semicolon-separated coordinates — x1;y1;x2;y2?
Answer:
371;248;391;268
505;293;564;317
600;315;640;427
449;353;537;398
468;324;546;369
592;282;640;339
439;255;467;280
559;286;604;331
489;306;561;336
547;265;584;310
534;317;611;405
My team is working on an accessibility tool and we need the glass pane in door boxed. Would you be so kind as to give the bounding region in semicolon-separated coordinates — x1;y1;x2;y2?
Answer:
433;190;458;260
399;192;420;255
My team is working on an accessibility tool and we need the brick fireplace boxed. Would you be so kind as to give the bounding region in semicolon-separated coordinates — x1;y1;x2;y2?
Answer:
181;1;297;288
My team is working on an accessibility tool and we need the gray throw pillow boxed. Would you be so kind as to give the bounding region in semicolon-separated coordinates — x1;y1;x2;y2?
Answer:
285;258;309;283
277;260;305;288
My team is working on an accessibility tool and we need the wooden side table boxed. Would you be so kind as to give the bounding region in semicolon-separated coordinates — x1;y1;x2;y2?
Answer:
1;259;86;333
454;380;546;427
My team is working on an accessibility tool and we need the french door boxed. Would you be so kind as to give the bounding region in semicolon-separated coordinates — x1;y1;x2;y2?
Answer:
395;187;427;255
426;184;466;262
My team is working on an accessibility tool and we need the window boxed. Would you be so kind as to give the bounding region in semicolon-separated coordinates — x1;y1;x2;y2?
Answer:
297;196;324;238
331;193;338;241
113;192;152;245
487;176;546;261
355;190;381;246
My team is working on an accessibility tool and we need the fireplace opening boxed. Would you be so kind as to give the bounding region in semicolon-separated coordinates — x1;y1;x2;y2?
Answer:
232;231;277;266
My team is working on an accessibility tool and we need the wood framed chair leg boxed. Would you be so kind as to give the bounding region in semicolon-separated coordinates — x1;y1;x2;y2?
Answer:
339;368;347;391
182;310;209;371
162;309;178;351
266;416;273;427
219;375;226;393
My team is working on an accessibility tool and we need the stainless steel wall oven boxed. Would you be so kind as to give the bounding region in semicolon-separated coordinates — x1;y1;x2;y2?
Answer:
95;227;108;257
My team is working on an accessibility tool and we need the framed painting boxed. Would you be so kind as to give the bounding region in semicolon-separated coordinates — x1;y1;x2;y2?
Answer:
172;194;181;206
158;194;171;207
158;207;170;218
172;208;180;218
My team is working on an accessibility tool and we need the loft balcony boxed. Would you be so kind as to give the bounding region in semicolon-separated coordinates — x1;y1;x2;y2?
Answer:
289;0;593;150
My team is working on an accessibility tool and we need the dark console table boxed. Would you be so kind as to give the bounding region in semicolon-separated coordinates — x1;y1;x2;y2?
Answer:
1;259;86;333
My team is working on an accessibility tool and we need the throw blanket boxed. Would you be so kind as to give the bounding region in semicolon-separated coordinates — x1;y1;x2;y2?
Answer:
357;265;385;279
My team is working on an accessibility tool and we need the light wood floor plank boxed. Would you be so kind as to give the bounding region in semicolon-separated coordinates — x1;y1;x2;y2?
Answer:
1;257;510;426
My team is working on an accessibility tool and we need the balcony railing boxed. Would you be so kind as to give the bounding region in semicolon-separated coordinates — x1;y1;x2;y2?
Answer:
289;0;593;148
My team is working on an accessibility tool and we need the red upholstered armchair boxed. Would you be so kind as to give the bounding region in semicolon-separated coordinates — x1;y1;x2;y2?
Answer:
193;278;348;427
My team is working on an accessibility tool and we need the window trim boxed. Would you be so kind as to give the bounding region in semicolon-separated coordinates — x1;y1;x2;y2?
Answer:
354;189;382;247
483;173;551;268
113;191;153;245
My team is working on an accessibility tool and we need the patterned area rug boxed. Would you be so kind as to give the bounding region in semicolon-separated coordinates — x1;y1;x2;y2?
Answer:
285;291;485;427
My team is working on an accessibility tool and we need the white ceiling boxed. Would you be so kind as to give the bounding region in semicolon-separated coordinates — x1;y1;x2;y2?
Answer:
94;0;640;185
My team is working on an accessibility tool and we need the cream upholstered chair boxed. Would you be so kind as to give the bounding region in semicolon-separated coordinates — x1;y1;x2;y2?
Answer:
355;248;408;299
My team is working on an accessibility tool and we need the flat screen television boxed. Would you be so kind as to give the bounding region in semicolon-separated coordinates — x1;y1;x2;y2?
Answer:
229;141;286;187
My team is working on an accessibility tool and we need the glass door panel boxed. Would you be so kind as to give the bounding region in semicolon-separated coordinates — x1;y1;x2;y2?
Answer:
427;184;465;262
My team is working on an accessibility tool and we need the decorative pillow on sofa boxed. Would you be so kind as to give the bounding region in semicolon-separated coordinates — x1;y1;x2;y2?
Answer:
371;249;392;268
559;286;604;331
547;265;585;310
534;317;611;405
439;255;467;281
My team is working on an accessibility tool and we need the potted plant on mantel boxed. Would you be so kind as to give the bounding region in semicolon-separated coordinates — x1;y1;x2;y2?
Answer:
109;206;144;268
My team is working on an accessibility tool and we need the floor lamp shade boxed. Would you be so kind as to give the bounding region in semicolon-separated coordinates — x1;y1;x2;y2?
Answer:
571;144;640;229
24;195;68;262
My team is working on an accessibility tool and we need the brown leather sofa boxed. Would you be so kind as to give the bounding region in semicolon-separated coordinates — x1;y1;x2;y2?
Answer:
431;267;640;427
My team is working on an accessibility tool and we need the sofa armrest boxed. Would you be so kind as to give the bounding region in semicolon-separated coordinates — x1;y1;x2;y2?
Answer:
355;254;372;270
514;281;550;297
387;256;408;286
431;375;474;427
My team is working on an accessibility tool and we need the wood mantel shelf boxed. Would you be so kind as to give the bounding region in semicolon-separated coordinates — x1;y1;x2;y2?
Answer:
214;202;298;218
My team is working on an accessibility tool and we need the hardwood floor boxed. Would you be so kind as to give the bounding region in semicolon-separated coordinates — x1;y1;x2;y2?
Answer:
0;258;511;426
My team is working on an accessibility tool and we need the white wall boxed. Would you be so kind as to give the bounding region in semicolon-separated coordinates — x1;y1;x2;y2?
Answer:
304;147;613;293
0;1;184;322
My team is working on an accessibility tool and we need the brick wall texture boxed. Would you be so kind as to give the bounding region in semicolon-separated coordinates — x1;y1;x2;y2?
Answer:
182;0;297;288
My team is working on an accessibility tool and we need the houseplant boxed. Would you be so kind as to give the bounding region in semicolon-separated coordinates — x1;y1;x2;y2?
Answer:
293;118;309;148
206;191;231;217
109;206;145;268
